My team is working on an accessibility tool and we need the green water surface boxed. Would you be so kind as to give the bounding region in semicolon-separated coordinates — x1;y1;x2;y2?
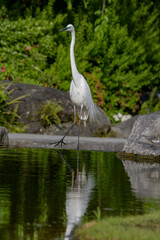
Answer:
0;148;159;240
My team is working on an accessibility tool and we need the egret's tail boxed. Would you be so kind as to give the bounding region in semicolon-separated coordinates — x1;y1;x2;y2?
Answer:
88;101;111;127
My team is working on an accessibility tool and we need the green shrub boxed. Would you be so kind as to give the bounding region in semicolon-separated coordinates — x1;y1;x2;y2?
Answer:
0;1;159;125
140;88;160;114
0;13;65;86
39;100;64;127
0;82;27;132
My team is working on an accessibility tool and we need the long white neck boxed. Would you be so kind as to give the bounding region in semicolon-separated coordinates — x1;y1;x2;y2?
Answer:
70;30;81;82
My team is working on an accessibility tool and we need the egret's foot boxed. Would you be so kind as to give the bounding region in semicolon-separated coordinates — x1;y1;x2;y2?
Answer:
50;138;67;147
55;138;67;147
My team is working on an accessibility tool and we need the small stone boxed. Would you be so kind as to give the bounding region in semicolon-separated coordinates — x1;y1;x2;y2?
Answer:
0;127;9;145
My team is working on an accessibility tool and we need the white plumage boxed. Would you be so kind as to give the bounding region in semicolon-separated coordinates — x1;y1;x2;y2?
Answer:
53;24;110;147
60;24;109;125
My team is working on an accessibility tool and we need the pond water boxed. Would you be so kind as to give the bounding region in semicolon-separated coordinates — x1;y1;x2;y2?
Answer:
0;147;160;240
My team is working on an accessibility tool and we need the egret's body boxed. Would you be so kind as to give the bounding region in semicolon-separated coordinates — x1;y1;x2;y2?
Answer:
61;24;103;123
54;24;110;148
68;24;87;120
70;78;89;121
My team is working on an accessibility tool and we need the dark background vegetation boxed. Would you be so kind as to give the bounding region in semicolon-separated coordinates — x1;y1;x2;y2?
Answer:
0;0;160;122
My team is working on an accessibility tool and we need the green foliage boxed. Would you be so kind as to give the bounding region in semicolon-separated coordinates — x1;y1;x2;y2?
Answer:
0;82;27;132
76;211;160;240
0;15;60;86
0;9;69;86
39;100;63;127
0;0;159;124
93;206;101;221
140;88;160;114
90;5;160;119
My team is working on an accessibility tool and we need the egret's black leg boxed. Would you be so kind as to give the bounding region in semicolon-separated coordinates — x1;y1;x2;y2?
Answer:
50;121;76;147
76;149;79;185
77;124;81;150
51;105;77;147
77;105;83;150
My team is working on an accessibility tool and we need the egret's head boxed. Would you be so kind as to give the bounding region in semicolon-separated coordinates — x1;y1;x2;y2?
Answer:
59;24;74;33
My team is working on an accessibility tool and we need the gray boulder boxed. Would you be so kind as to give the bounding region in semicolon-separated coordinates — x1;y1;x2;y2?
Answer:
122;111;160;156
4;81;110;136
0;127;9;145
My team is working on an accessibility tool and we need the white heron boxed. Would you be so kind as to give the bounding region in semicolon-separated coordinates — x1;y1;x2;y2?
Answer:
54;24;110;148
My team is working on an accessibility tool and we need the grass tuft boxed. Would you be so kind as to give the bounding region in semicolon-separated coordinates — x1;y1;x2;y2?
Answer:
75;211;160;240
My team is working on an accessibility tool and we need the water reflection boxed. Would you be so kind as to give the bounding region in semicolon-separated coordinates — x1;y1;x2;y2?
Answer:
64;151;95;239
0;148;160;240
122;160;160;200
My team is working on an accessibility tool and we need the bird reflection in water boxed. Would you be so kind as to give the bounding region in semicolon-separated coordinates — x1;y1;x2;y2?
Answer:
55;150;95;240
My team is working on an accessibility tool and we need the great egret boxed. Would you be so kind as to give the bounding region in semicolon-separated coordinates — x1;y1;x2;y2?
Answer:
54;24;110;148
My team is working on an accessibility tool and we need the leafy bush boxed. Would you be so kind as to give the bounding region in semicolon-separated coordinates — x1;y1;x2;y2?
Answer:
0;1;159;125
0;8;69;85
88;5;160;119
0;82;27;132
140;88;160;114
39;100;64;127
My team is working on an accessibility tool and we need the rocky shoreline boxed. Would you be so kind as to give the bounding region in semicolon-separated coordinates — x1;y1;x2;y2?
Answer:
0;111;159;158
0;81;160;158
7;133;126;152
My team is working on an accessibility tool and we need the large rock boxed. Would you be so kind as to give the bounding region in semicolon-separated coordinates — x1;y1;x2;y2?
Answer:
122;111;160;156
4;81;110;136
0;127;9;145
5;80;73;125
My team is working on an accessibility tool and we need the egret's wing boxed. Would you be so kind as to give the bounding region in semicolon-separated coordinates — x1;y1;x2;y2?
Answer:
70;79;89;121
